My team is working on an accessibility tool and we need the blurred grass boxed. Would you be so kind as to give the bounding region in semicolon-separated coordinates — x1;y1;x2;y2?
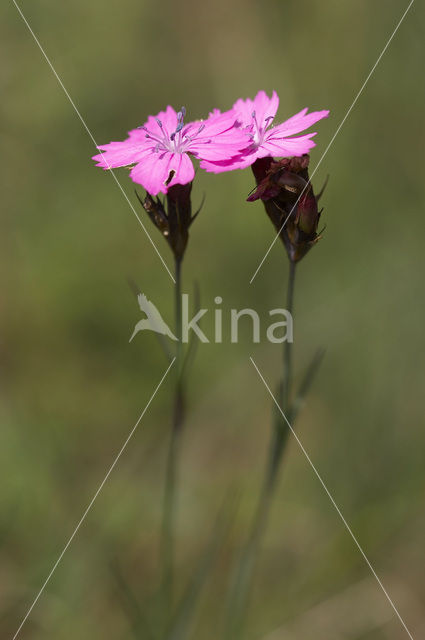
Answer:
1;0;425;638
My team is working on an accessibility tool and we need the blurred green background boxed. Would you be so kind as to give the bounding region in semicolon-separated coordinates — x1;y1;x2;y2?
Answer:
1;1;425;638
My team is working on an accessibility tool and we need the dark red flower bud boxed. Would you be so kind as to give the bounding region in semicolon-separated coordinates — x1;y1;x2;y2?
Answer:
249;155;326;263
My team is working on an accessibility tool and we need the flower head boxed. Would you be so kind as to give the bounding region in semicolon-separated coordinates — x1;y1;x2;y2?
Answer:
92;106;248;195
200;90;329;173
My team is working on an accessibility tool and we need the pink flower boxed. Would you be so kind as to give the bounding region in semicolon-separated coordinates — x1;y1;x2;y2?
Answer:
92;106;248;195
200;90;329;173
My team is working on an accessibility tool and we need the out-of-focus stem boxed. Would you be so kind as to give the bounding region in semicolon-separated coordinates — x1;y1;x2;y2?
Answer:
223;261;296;640
264;260;296;492
161;257;184;619
282;261;296;410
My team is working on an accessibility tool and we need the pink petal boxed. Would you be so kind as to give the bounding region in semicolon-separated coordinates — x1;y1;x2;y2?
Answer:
188;114;250;162
200;150;257;173
199;158;238;174
129;151;194;196
143;105;178;138
269;108;329;138
251;90;279;126
260;132;317;158
92;140;151;169
166;152;195;189
191;139;249;162
129;151;168;195
185;113;232;138
208;108;222;118
233;90;279;127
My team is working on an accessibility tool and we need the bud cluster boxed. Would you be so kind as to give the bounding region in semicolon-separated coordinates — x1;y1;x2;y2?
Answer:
249;155;326;263
136;182;199;262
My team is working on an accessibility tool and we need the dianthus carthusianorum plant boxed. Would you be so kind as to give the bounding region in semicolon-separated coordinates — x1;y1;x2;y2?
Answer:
93;90;329;637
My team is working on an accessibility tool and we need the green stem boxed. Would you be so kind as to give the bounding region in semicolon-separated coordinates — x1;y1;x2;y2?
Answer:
223;261;297;640
174;258;183;377
282;260;296;413
264;260;296;492
161;258;184;622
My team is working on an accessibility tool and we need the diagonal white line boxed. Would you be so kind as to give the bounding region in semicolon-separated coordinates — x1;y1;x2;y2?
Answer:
250;356;415;640
249;0;415;284
12;357;176;640
12;0;175;284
